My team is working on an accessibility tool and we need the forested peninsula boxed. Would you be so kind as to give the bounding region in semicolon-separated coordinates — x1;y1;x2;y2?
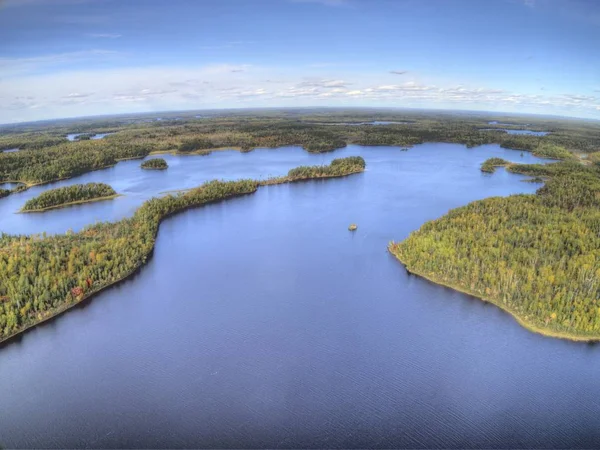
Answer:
0;157;365;344
20;183;118;212
390;159;600;341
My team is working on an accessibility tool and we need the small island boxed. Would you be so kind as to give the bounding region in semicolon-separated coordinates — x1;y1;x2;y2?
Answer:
141;158;168;170
20;183;118;213
260;156;366;185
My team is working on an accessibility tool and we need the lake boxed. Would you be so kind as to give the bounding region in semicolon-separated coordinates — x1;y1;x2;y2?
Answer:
482;128;549;136
320;121;412;126
66;132;114;141
1;143;599;448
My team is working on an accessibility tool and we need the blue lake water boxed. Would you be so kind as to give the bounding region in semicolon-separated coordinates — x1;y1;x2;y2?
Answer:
322;121;412;126
0;182;23;190
66;133;113;141
482;128;549;136
2;143;599;449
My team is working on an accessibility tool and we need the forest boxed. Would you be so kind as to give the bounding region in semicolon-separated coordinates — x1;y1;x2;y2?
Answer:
141;158;168;170
390;160;600;341
20;183;118;212
0;157;365;343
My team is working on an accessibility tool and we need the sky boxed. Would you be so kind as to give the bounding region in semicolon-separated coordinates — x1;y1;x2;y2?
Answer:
0;0;599;123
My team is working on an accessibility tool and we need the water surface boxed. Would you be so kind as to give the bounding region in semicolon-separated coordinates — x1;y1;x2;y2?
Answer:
320;121;412;126
2;144;598;449
482;128;549;136
66;133;113;141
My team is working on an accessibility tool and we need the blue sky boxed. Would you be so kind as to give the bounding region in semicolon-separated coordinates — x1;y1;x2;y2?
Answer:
0;0;599;123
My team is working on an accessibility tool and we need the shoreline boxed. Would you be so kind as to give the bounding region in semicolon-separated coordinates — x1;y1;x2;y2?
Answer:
387;244;599;343
19;194;121;213
0;166;365;346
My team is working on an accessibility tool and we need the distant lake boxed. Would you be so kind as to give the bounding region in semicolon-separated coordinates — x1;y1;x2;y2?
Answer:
2;144;599;449
66;132;114;141
482;128;549;136
0;182;23;190
2;148;20;153
313;121;413;126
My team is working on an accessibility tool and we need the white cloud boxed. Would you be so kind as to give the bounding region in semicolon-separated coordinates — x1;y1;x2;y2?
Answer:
87;33;122;39
289;0;349;6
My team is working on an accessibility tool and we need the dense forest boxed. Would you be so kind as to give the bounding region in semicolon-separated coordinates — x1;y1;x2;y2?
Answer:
0;157;365;342
141;158;168;170
390;160;600;340
21;183;117;212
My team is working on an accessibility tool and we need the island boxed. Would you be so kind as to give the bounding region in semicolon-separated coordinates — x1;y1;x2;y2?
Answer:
0;157;365;344
20;183;118;213
141;158;168;170
390;158;600;341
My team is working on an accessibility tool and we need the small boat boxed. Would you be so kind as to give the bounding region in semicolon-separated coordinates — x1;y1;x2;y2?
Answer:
348;224;358;231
